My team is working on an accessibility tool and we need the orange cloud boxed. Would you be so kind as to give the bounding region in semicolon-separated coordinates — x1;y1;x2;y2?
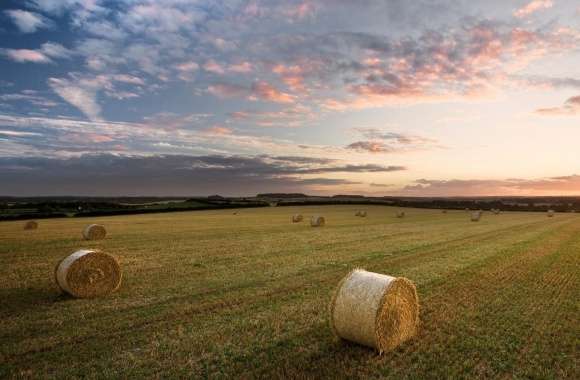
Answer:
250;81;295;103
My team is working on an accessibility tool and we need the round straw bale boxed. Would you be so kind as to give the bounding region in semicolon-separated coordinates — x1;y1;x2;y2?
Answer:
82;224;107;240
55;249;121;298
310;215;325;227
396;211;405;218
471;211;481;222
355;210;361;216
23;220;38;230
359;210;367;217
292;214;304;223
547;210;555;217
330;269;419;354
442;210;447;214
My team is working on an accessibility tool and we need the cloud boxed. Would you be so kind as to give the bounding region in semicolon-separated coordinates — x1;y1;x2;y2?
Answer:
4;9;52;33
250;81;295;103
1;49;51;63
0;153;404;196
399;175;580;196
48;77;103;121
208;81;295;104
346;128;439;153
535;95;580;116
514;0;553;18
1;42;72;64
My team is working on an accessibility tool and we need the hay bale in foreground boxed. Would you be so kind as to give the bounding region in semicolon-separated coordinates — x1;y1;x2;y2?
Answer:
547;210;555;217
330;269;419;353
396;211;405;218
471;211;481;222
82;224;107;240
55;249;121;298
23;221;38;230
292;214;303;223
311;216;325;227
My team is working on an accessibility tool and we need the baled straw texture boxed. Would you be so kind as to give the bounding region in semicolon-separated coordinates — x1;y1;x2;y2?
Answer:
292;214;304;223
396;211;405;218
55;249;122;298
310;215;326;227
547;210;555;217
471;211;481;222
330;269;419;354
82;224;107;240
24;221;38;230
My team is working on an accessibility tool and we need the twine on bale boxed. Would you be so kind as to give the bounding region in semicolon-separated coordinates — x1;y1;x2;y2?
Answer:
23;221;38;230
311;215;325;227
83;224;107;240
292;214;304;223
55;249;122;298
329;269;419;354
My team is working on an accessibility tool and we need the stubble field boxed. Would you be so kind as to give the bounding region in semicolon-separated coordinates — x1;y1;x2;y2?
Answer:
0;205;578;379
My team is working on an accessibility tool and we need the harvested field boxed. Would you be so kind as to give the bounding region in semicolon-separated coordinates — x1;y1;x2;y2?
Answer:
0;205;578;379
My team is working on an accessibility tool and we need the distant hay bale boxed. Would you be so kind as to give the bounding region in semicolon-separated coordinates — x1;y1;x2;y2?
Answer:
359;210;367;217
330;269;419;354
310;215;326;227
355;211;360;216
442;210;447;214
471;211;481;222
82;224;107;240
547;210;555;217
292;214;303;223
55;250;122;298
23;221;38;230
396;211;405;218
492;209;501;215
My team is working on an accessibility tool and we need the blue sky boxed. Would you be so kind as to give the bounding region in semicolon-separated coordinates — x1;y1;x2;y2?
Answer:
0;0;579;196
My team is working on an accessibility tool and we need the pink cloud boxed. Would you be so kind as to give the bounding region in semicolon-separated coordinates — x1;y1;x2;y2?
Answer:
251;81;295;103
2;49;50;63
207;83;248;98
203;59;226;74
514;0;553;18
203;125;233;135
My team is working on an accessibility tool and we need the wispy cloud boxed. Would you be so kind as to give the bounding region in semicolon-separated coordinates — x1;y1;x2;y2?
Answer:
4;9;52;33
513;0;553;18
535;95;580;116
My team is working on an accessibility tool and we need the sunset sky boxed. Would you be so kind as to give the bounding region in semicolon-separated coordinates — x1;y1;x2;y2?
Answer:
0;0;579;196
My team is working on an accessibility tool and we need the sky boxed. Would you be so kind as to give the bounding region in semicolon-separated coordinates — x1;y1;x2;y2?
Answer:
0;0;579;196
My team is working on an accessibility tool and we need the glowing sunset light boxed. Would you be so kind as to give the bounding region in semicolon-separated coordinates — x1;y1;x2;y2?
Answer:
0;0;579;196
